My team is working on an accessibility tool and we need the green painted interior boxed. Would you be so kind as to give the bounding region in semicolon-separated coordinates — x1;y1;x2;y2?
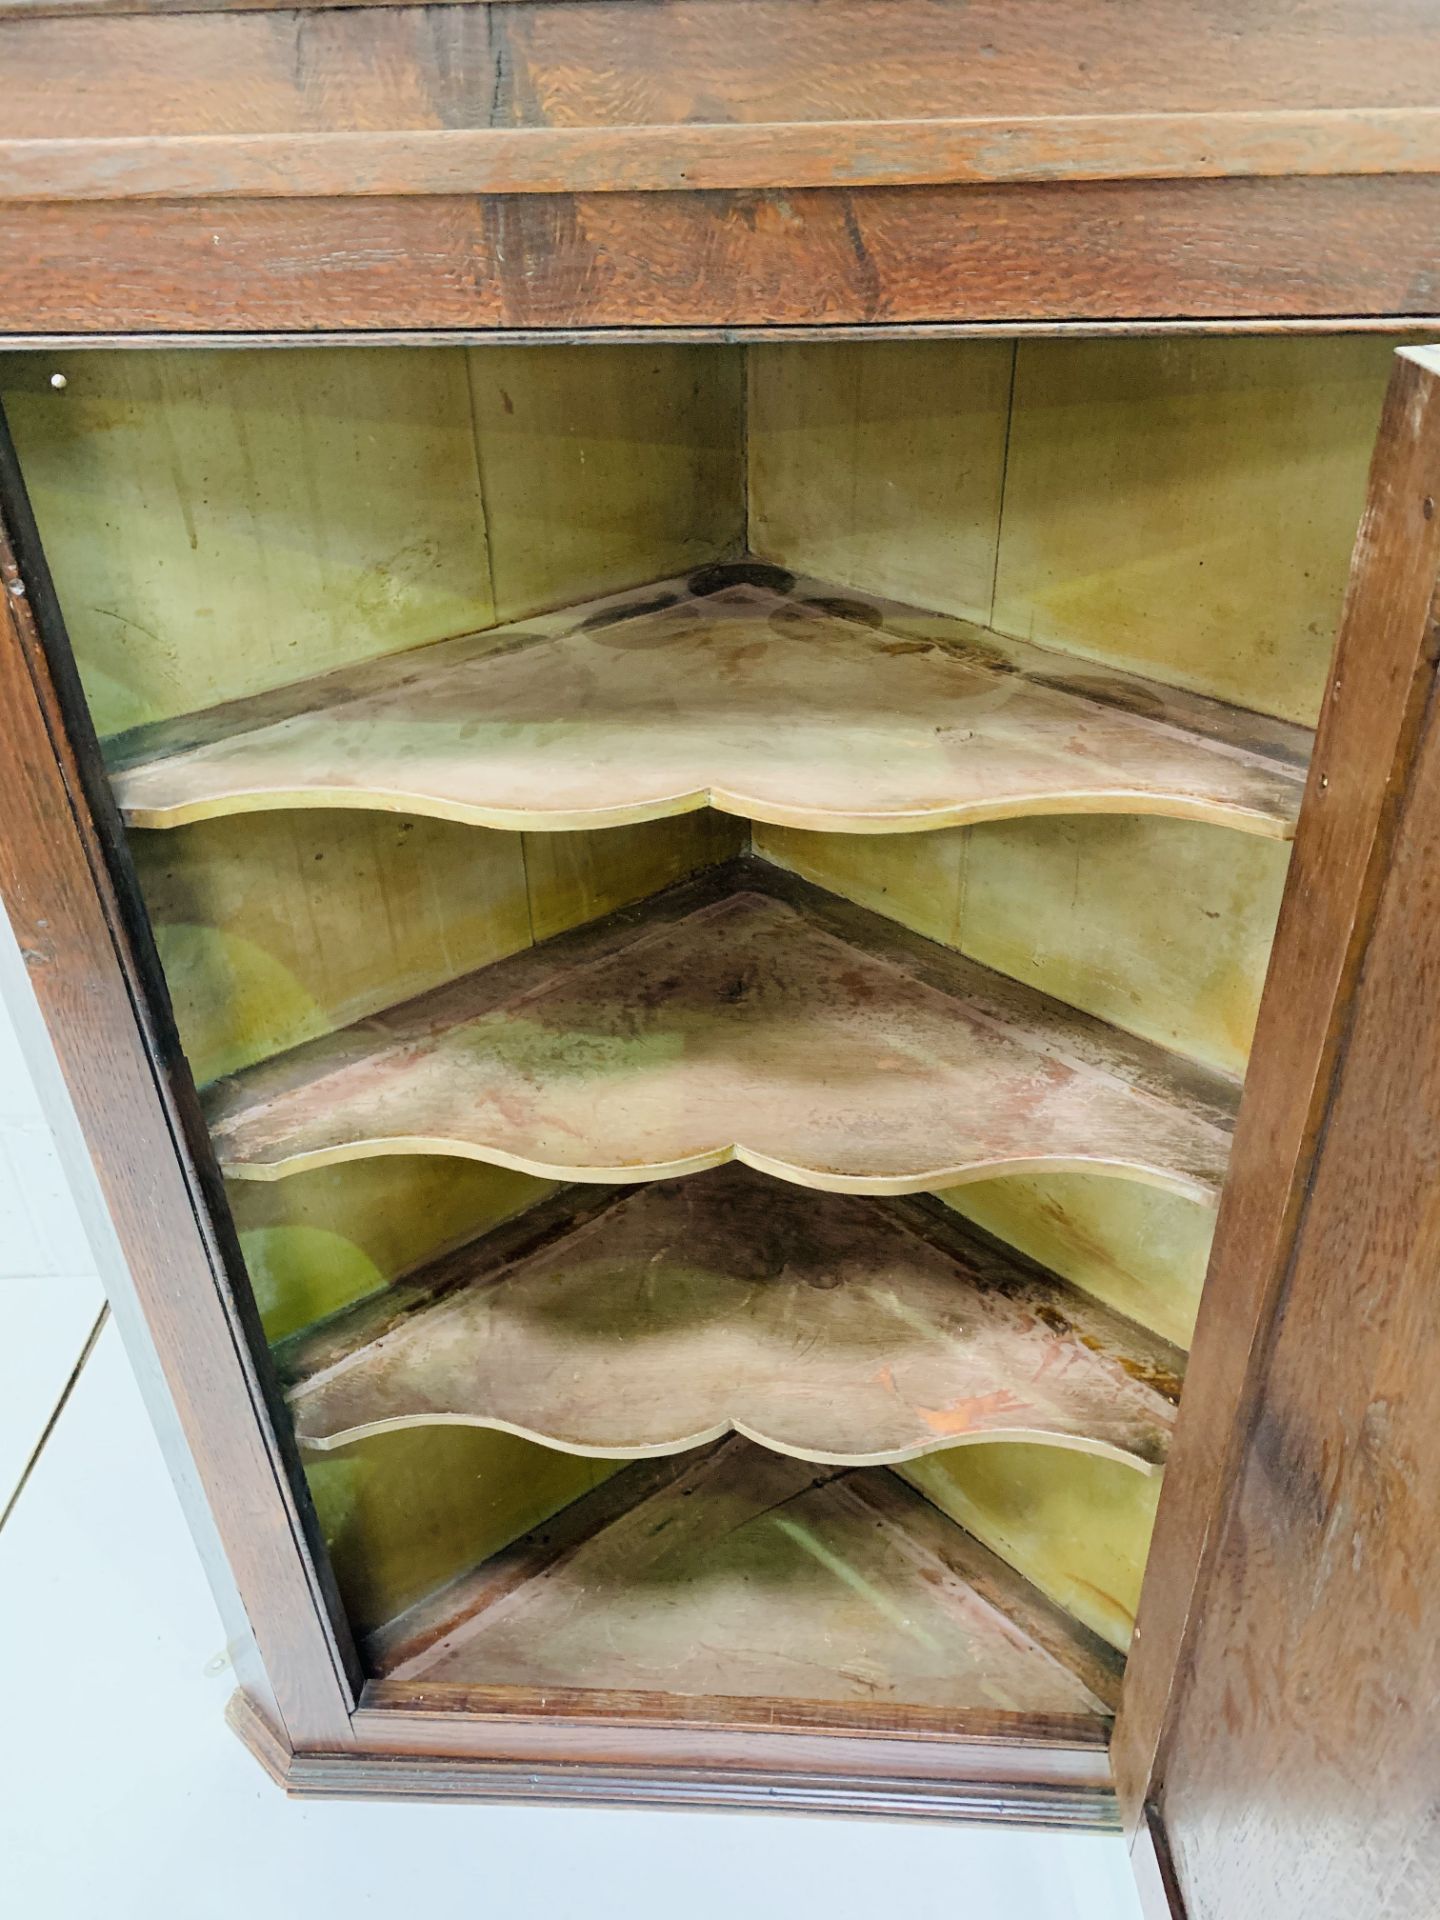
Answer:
0;342;745;1631
0;334;1400;1667
900;1442;1162;1654
308;1425;618;1641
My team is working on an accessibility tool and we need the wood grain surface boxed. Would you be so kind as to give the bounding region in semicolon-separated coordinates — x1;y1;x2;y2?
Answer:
385;1436;1118;1715
278;1165;1181;1469
3;180;1436;335
1113;343;1440;1835
202;863;1238;1201
1159;349;1440;1920
240;1684;1118;1823
3;0;1437;332
902;1443;1162;1657
8;111;1440;201
111;566;1308;840
0;343;741;736
8;1;1440;140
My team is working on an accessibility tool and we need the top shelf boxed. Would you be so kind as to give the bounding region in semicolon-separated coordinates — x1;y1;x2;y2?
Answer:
110;562;1311;842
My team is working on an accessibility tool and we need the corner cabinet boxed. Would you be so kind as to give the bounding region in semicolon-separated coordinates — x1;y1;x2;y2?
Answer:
3;8;1439;1918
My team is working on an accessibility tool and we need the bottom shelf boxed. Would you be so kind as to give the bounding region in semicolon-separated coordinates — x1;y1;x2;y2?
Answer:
369;1438;1122;1720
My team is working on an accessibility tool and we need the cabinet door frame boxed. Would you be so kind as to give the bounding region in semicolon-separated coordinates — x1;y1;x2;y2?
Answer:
4;342;1437;1854
3;0;1440;334
1114;345;1440;1902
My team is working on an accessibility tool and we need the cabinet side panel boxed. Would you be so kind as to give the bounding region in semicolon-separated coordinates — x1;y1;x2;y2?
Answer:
231;1159;555;1346
0;410;358;1747
1115;344;1440;1836
0;342;745;733
752;817;1248;1345
1159;508;1440;1920
957;817;1289;1078
942;1176;1213;1353
130;813;532;1085
309;1427;617;1642
0;348;495;734
0;341;748;1651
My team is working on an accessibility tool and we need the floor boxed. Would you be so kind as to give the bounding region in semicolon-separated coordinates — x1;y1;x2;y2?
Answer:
0;911;1144;1920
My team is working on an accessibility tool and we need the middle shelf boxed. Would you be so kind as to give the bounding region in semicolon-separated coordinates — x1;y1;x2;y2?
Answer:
276;1164;1181;1471
204;861;1240;1201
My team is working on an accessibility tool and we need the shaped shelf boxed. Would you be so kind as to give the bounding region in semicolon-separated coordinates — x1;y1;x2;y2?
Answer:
111;563;1309;840
373;1438;1121;1716
204;863;1238;1202
279;1165;1181;1471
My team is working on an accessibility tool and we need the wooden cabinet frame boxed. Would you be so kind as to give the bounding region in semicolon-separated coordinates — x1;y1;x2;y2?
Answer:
4;6;1439;1910
6;340;1439;1844
2;0;1439;337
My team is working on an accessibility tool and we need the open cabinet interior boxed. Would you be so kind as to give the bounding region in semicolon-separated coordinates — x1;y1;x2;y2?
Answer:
0;333;1403;1770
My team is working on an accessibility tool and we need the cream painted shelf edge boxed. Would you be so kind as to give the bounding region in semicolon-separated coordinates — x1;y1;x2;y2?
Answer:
277;1164;1181;1473
201;860;1240;1203
110;563;1311;841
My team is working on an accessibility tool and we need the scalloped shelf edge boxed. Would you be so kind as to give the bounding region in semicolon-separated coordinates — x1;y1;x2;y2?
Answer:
113;565;1309;844
225;1132;1224;1207
280;1169;1182;1476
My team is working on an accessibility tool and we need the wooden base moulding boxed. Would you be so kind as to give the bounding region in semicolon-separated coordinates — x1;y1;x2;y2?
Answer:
224;1439;1128;1827
226;1688;1118;1828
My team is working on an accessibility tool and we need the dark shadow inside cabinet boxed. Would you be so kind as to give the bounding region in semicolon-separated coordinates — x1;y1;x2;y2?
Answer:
0;332;1398;1759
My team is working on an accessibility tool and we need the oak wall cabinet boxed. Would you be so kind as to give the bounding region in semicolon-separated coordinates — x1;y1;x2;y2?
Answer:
4;8;1439;1920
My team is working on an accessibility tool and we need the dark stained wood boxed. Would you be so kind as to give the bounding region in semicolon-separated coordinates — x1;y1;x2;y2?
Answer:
1149;347;1440;1920
9;111;1440;201
496;0;1440;122
3;0;1433;334
231;1686;1118;1826
224;1690;294;1790
2;320;1432;348
1114;344;1440;1829
355;1680;1114;1798
0;8;499;141
1132;1807;1190;1920
374;1676;1115;1748
14;0;527;11
3;180;1435;336
8;0;1440;141
202;863;1237;1202
278;1165;1181;1470
9;0;492;10
0;412;361;1749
